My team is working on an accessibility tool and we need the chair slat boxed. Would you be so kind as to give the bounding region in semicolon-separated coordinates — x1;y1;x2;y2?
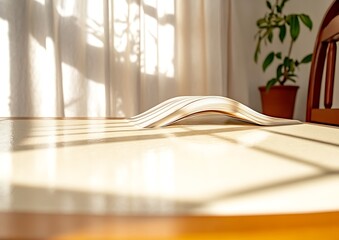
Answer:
306;0;339;126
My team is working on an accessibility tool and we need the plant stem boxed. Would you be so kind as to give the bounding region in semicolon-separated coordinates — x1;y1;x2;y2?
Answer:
281;39;294;85
287;39;294;58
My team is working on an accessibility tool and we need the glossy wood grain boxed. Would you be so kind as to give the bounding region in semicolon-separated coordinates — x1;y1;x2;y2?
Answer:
1;211;339;240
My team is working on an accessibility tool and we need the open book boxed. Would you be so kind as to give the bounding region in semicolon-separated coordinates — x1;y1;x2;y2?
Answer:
129;96;301;128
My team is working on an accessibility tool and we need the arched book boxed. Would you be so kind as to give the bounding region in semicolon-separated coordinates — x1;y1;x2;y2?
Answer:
129;96;301;128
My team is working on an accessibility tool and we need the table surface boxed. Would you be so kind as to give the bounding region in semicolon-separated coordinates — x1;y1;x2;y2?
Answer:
1;117;339;239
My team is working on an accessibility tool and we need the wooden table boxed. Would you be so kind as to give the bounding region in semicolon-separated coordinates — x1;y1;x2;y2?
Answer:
1;118;339;239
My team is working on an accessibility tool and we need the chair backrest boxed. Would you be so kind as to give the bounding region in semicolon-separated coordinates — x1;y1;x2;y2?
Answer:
306;0;339;125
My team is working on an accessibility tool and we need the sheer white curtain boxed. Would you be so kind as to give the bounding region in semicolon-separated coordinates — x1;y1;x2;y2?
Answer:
0;0;245;117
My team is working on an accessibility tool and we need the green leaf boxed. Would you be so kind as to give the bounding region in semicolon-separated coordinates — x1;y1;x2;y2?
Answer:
276;52;282;59
283;57;291;68
274;16;283;24
289;15;300;41
268;30;273;42
276;64;284;80
254;51;259;63
286;15;291;25
266;78;278;91
266;0;272;10
300;53;313;64
256;18;267;27
287;73;297;78
254;38;261;63
279;25;286;42
290;61;295;72
282;57;296;72
287;77;297;83
299;14;313;30
280;0;289;10
262;52;275;71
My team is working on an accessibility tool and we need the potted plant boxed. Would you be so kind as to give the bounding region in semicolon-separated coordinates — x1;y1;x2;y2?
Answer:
254;0;313;119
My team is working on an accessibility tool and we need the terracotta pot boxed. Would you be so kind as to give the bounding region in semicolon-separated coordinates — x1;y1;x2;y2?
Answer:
259;85;299;119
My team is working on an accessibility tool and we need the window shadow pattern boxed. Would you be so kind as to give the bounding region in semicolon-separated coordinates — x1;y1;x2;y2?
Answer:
2;119;339;215
0;0;176;118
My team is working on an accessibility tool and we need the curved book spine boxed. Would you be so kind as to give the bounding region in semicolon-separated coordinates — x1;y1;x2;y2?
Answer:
130;96;301;128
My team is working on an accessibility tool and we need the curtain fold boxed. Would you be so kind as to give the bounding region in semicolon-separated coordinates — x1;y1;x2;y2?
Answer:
0;0;239;118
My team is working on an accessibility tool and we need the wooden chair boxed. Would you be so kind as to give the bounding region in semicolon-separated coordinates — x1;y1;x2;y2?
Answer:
306;0;339;125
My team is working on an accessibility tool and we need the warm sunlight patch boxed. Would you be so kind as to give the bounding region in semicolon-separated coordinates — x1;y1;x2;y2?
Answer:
34;0;45;5
57;0;75;17
140;0;175;77
86;0;104;48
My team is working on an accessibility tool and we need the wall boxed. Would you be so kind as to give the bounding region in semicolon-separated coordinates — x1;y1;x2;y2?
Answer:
232;0;333;121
